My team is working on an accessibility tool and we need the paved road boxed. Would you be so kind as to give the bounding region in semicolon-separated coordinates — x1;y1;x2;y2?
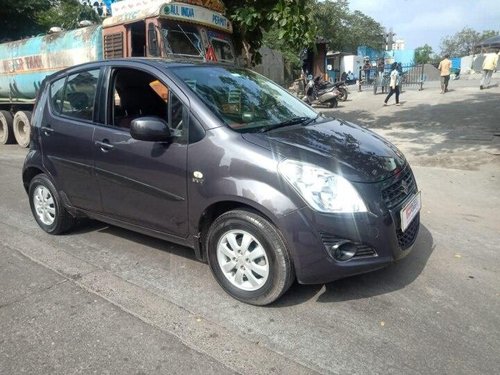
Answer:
1;78;499;374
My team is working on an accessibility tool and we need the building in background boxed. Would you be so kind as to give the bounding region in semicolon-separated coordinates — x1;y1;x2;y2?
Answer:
392;39;405;50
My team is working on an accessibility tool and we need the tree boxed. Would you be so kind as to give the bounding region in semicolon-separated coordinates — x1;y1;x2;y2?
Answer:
440;27;500;57
0;0;100;41
414;44;434;64
0;0;51;41
37;0;100;31
310;1;384;54
225;0;316;66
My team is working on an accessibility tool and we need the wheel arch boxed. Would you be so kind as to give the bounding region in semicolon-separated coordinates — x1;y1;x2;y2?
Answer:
23;166;45;193
196;200;282;262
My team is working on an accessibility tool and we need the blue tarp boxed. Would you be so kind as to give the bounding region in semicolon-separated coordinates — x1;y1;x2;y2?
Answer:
451;57;461;70
357;46;415;65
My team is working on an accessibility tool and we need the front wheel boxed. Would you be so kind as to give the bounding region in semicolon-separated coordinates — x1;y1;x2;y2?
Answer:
29;174;75;234
206;210;294;305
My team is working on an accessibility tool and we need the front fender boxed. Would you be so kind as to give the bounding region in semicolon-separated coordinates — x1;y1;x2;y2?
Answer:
192;178;303;230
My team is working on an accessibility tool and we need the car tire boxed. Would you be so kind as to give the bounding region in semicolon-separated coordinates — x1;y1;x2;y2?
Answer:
0;110;15;145
206;209;294;305
29;174;75;235
13;110;31;148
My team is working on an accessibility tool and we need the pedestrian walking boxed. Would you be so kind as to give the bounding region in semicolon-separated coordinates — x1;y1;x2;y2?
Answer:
480;51;499;89
438;54;451;93
383;62;400;106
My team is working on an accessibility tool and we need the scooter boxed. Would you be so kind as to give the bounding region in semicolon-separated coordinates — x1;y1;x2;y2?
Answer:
302;76;339;108
314;78;349;101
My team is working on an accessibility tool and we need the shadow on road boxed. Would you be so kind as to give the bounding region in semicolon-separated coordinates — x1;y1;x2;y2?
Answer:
273;224;434;307
67;219;199;262
335;90;500;165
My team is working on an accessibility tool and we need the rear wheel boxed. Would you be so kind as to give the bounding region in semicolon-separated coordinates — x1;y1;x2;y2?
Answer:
338;87;348;101
13;110;31;148
0;110;15;145
206;209;294;305
328;98;338;108
29;174;75;234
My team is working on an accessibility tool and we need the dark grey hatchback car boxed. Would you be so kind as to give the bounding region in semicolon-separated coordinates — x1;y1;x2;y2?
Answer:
23;59;421;305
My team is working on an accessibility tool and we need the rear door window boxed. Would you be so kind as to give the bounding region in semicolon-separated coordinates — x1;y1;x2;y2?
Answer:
49;69;100;121
49;77;66;115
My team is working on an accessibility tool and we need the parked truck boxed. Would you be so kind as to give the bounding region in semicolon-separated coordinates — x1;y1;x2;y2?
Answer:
0;0;235;147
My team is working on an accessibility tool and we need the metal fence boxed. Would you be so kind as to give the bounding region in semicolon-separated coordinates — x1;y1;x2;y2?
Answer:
357;63;426;94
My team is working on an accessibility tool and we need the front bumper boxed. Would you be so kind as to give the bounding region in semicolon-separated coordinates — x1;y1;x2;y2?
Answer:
278;168;420;284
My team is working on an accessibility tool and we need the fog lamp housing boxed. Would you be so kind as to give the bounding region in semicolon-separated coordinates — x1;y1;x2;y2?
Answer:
331;241;357;261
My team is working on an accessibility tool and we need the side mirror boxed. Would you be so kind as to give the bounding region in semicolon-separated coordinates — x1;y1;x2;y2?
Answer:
130;117;171;142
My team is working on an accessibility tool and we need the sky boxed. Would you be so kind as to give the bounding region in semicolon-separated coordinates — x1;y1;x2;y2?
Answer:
347;0;500;52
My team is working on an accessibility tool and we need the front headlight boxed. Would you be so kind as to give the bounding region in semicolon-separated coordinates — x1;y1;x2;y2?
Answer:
278;160;367;213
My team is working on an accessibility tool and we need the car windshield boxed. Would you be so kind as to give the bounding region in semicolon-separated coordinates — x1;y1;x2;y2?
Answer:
171;66;318;132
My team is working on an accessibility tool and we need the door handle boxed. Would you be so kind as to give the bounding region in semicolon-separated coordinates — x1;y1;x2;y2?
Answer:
41;126;54;135
95;140;115;151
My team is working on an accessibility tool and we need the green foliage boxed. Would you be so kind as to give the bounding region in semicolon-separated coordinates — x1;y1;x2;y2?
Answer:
440;27;499;57
0;0;101;41
0;0;51;40
225;0;316;66
311;1;385;53
37;0;101;31
414;44;434;64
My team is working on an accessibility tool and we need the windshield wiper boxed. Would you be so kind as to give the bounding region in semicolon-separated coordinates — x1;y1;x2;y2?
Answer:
301;115;320;126
259;117;313;133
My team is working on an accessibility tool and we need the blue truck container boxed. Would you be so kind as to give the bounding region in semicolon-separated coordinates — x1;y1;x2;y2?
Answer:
0;26;102;146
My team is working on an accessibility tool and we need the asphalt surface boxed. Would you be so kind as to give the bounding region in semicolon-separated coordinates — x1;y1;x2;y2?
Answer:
0;77;499;374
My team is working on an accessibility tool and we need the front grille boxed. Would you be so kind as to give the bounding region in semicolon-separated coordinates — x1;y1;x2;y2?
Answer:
104;32;124;59
320;233;377;259
382;167;417;209
397;214;420;249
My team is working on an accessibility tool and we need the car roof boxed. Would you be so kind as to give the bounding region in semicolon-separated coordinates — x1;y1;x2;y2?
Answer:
46;58;236;82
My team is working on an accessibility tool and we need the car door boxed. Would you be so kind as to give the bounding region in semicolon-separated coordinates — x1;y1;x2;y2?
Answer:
92;66;189;237
41;68;102;211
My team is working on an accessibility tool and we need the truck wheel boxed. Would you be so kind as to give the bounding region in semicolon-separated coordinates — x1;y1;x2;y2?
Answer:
0;110;15;145
13;111;32;148
206;209;294;305
29;174;75;235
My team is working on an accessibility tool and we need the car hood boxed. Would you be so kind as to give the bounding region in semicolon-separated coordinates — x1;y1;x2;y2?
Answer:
242;118;406;183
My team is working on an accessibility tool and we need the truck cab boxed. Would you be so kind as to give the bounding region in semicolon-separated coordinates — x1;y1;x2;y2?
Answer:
102;0;235;63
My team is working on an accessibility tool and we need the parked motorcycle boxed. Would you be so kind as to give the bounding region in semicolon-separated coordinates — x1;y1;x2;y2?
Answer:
314;78;349;102
302;76;339;108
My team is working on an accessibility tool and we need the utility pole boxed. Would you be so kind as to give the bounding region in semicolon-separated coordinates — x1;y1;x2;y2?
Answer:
385;28;396;51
